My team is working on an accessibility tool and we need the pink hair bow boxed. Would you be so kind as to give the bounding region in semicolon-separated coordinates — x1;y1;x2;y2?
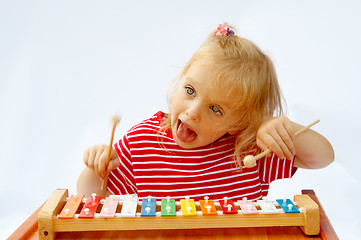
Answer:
215;22;235;36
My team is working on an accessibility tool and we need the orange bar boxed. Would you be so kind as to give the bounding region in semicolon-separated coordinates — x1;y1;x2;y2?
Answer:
199;199;217;215
58;194;84;219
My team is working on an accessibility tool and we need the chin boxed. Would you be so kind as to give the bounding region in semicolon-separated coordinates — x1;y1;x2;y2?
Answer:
178;142;197;149
174;136;194;149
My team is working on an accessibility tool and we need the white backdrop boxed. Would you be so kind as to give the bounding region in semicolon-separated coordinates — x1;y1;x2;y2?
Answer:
1;1;360;239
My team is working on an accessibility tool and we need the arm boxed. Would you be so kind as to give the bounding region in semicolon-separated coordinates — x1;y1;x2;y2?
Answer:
257;116;334;169
292;122;334;169
77;166;111;197
77;144;120;197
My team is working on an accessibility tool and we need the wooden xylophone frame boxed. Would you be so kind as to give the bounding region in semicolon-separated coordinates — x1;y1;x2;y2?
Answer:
38;189;320;240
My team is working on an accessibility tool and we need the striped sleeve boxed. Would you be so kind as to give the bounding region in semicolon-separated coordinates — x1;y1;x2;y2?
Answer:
258;153;297;183
107;134;138;195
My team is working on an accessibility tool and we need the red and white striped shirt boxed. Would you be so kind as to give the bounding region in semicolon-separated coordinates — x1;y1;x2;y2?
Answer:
108;111;297;201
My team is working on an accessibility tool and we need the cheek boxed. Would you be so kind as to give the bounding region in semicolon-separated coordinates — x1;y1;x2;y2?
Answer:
172;93;189;114
171;90;183;107
170;100;180;116
206;121;232;136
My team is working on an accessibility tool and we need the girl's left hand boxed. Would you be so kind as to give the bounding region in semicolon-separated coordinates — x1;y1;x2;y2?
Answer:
256;116;296;160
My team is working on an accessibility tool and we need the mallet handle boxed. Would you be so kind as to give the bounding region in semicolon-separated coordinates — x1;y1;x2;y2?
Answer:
101;116;120;191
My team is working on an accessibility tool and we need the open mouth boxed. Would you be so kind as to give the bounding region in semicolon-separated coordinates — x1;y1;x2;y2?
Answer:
176;119;197;143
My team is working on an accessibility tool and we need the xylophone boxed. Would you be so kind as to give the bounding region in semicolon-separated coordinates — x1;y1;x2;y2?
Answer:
38;189;320;240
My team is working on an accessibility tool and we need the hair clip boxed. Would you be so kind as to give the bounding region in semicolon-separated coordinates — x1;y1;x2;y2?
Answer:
215;22;235;36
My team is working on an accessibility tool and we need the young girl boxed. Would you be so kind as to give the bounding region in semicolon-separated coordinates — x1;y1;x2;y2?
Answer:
77;23;334;201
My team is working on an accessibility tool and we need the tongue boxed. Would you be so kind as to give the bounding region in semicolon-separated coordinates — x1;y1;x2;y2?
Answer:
177;122;197;143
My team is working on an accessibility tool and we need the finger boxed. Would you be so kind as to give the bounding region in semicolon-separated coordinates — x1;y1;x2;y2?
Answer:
110;148;118;159
262;131;285;159
282;118;296;151
260;140;272;157
256;137;268;151
283;119;295;142
257;125;282;157
107;157;120;172
83;149;90;166
98;150;109;179
93;148;104;178
105;149;120;173
274;135;293;160
87;149;97;169
256;138;272;157
276;125;295;160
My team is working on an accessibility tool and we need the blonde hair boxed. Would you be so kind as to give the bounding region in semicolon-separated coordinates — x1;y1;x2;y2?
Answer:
163;25;284;166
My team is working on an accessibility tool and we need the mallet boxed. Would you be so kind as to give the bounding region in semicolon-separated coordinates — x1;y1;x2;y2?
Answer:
101;114;120;191
243;119;320;168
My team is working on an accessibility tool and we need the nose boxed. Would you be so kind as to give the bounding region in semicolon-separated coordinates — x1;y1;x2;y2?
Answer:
186;102;201;121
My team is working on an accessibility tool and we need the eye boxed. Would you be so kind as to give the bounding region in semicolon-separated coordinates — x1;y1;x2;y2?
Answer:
186;86;195;96
210;105;222;115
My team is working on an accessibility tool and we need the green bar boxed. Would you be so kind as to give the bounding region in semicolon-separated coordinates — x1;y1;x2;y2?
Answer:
161;198;176;217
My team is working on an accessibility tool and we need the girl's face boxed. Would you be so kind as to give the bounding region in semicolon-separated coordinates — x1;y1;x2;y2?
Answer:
170;61;240;149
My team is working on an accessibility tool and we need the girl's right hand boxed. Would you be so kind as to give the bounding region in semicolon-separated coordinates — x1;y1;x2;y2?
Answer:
83;145;120;179
256;116;296;161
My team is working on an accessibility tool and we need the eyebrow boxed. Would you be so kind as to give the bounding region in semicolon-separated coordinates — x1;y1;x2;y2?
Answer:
184;76;196;84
